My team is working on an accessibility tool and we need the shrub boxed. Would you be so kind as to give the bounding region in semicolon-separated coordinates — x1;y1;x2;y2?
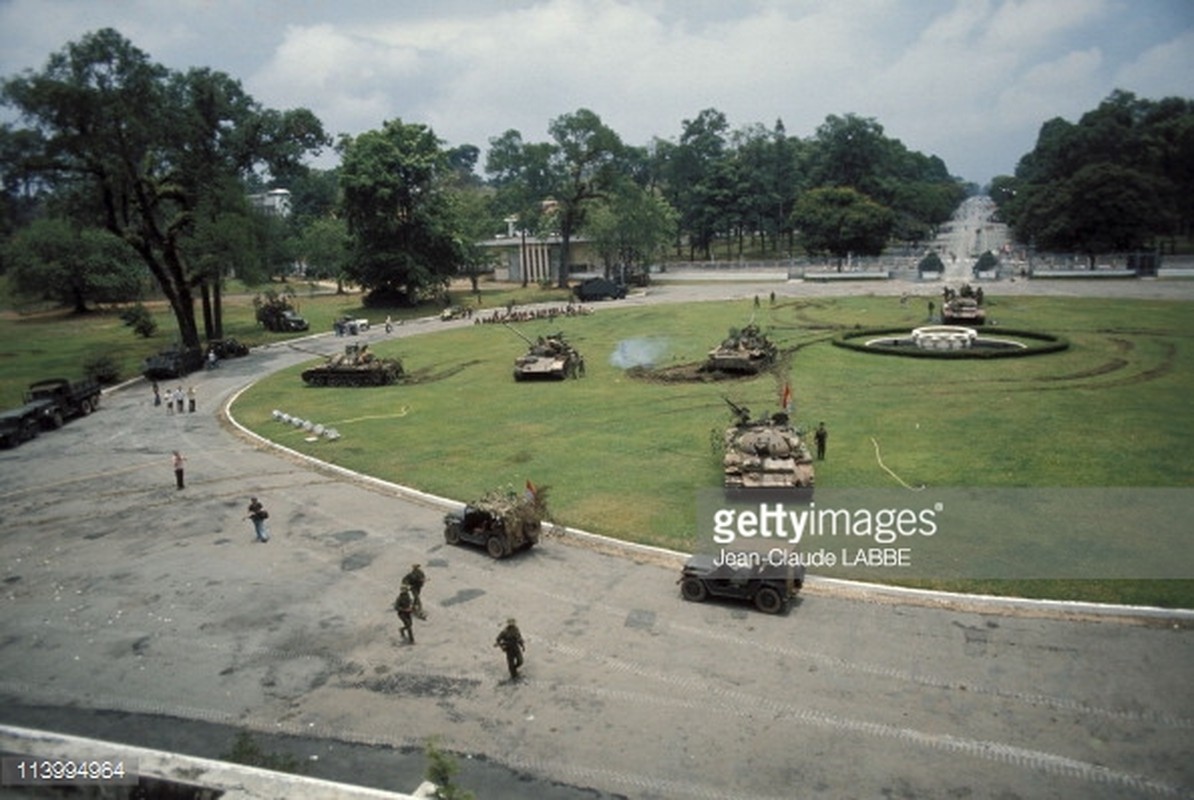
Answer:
918;252;944;275
82;353;121;385
119;303;157;338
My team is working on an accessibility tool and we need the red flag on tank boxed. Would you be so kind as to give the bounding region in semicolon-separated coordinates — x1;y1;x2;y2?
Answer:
781;383;792;413
525;479;537;501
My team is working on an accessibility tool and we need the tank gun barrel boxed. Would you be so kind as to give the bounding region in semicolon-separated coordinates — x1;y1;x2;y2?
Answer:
724;396;751;423
503;323;535;346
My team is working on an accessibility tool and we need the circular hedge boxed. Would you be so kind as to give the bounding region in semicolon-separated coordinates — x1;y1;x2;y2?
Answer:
832;326;1069;359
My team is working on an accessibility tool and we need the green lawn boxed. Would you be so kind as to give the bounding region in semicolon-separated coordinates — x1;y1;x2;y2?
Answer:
5;285;1191;607
230;294;1194;607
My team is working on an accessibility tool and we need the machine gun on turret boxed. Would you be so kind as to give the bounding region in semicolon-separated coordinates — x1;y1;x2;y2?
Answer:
724;397;751;427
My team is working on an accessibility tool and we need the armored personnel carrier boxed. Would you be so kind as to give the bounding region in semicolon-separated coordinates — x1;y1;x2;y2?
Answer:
510;329;583;381
721;400;815;490
301;343;403;387
143;346;204;379
705;323;777;374
443;485;549;558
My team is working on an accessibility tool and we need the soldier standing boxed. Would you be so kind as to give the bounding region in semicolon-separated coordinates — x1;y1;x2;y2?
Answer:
814;422;828;460
404;563;427;619
394;583;415;644
495;618;525;680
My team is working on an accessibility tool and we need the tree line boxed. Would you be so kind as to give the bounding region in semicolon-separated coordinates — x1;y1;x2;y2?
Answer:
2;29;1186;352
990;89;1194;267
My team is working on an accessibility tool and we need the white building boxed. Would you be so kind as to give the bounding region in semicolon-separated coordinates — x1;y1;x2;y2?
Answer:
248;188;292;217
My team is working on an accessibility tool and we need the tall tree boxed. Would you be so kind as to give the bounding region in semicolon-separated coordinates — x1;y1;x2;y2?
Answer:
667;108;730;259
584;181;677;280
791;186;895;268
338;118;465;304
485;110;624;288
0;29;327;348
544;109;624;288
993;90;1192;256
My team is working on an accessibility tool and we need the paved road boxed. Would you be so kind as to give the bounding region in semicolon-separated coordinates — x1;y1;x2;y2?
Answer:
1;281;1192;799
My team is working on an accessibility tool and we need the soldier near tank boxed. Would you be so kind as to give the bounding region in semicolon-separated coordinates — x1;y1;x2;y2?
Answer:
394;583;415;644
814;422;828;461
495;618;525;680
404;563;427;619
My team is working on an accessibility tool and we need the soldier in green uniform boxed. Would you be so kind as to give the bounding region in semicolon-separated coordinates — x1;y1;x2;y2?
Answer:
495;618;525;680
394;582;415;644
814;422;828;461
404;563;427;619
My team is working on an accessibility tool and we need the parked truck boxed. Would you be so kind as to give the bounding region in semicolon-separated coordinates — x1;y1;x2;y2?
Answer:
0;403;45;448
25;378;103;429
0;378;101;447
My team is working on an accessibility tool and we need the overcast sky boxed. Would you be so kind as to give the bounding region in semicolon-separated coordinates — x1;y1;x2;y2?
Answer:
2;0;1192;186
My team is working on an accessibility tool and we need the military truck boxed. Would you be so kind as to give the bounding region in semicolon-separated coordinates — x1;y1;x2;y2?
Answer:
25;378;102;428
510;328;584;380
1;378;102;447
705;323;777;374
443;486;548;558
573;276;626;302
301;343;403;387
0;403;45;448
678;553;804;614
721;400;815;490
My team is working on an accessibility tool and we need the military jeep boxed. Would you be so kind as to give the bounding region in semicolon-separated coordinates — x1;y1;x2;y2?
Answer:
443;487;548;559
678;553;804;614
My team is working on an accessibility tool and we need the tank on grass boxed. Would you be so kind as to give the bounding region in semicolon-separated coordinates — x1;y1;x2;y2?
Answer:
704;323;777;374
509;327;584;381
721;399;815;490
301;343;403;387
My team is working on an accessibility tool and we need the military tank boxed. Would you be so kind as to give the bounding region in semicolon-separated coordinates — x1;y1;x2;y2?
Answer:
721;399;815;490
443;484;549;558
705;323;777;374
509;328;584;380
301;343;403;387
941;284;987;325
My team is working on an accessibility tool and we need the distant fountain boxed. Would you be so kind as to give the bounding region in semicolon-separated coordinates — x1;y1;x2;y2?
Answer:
862;326;1025;352
910;326;978;350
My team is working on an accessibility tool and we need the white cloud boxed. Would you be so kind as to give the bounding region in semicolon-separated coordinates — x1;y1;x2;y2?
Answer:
2;0;1192;184
1113;29;1194;98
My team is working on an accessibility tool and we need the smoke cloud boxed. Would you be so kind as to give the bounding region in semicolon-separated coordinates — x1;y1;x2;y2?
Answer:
609;337;669;369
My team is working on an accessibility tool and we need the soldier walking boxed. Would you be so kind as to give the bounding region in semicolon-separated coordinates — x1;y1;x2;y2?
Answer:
404;563;427;619
394;583;415;644
495;618;525;680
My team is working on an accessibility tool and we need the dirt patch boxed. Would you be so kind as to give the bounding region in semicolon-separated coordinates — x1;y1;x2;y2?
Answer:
402;359;484;384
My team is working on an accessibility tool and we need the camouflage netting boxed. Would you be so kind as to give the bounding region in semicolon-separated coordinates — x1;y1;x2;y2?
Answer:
473;485;551;533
